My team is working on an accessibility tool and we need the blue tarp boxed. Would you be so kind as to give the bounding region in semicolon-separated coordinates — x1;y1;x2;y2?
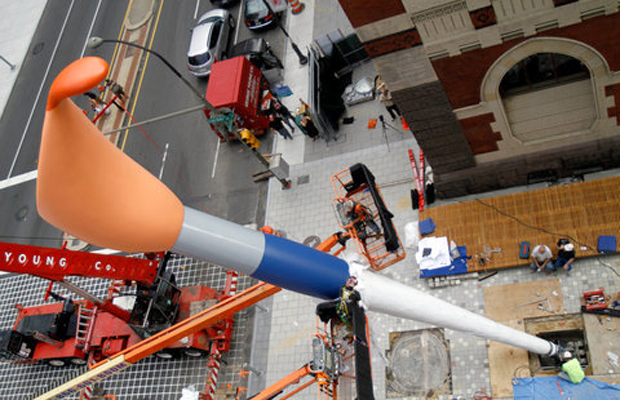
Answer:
513;377;620;399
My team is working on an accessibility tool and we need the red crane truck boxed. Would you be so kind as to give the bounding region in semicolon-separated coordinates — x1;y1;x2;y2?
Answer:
0;243;236;367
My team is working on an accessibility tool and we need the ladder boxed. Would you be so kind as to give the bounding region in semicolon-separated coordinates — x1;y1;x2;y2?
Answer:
75;304;96;351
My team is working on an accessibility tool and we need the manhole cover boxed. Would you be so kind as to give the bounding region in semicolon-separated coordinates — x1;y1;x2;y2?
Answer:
32;42;45;55
303;235;321;248
15;205;29;221
386;329;451;397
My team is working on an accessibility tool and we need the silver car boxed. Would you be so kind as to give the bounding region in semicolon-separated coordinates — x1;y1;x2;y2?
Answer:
187;9;235;77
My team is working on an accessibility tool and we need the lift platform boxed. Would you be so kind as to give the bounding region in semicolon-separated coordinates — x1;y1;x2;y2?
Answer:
245;298;374;400
331;163;405;271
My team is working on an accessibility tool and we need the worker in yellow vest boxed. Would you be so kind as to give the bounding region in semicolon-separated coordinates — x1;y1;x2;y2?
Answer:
559;351;585;384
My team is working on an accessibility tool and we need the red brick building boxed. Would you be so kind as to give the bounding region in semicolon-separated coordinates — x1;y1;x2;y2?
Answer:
339;0;620;197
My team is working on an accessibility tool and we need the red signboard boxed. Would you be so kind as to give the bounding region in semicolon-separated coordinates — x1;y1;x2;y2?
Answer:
0;242;158;284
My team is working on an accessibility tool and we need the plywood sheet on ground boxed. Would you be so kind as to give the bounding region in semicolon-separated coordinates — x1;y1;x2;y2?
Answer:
583;313;620;376
487;319;530;398
420;177;620;272
484;279;564;398
484;278;564;321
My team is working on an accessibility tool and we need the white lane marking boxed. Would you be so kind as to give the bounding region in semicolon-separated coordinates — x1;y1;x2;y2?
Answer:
194;0;201;19
7;0;76;179
158;143;170;180
80;0;103;57
0;170;38;190
211;138;221;178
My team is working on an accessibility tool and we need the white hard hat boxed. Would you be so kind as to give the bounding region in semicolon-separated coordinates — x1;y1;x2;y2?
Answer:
563;351;573;360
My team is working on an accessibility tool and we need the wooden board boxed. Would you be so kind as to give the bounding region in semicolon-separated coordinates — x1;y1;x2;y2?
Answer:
487;319;530;398
483;278;564;321
420;176;620;272
483;279;564;398
583;313;620;376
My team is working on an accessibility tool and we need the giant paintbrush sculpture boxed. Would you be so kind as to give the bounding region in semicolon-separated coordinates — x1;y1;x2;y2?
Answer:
38;57;558;357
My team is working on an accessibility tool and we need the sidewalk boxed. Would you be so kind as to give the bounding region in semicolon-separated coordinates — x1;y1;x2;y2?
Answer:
260;2;620;400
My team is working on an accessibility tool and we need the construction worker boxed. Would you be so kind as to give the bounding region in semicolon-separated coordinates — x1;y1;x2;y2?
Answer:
558;351;585;384
336;276;361;325
343;199;380;240
315;276;360;325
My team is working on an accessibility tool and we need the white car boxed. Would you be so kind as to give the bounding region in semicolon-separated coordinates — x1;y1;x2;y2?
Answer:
187;9;235;77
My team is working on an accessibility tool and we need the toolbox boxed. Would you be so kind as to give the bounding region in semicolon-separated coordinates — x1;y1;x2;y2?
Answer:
583;288;608;311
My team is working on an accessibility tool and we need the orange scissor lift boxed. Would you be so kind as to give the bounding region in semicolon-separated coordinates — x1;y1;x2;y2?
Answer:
330;163;406;271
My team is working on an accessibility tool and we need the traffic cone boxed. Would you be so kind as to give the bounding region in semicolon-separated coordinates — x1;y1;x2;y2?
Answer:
287;0;304;14
401;117;409;131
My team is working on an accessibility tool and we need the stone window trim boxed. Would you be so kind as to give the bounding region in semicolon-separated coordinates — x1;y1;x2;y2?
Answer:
478;37;610;145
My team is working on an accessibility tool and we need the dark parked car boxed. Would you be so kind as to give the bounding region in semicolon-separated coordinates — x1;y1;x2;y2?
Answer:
210;0;239;8
187;9;235;77
244;0;279;30
229;38;283;70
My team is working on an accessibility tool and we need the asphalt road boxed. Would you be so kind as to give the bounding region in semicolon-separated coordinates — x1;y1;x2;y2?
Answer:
110;0;282;226
0;0;129;247
0;0;286;247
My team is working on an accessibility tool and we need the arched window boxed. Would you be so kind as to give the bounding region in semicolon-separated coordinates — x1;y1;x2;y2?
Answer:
500;53;594;143
500;53;589;96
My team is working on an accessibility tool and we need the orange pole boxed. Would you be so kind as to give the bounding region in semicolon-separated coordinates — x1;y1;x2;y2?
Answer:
249;365;313;400
91;282;280;367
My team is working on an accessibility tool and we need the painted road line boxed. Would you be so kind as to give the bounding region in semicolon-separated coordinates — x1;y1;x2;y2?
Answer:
80;0;103;57
211;138;221;178
158;142;169;180
8;0;76;179
0;169;37;190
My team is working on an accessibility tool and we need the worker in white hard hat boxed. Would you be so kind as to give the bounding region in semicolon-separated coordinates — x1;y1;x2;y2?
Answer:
558;351;585;384
555;239;576;276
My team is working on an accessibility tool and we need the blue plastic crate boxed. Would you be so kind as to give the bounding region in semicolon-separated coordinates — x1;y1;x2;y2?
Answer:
419;218;436;236
519;242;530;259
597;235;617;254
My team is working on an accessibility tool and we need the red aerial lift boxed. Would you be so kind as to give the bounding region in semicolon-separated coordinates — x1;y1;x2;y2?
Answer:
0;242;238;367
